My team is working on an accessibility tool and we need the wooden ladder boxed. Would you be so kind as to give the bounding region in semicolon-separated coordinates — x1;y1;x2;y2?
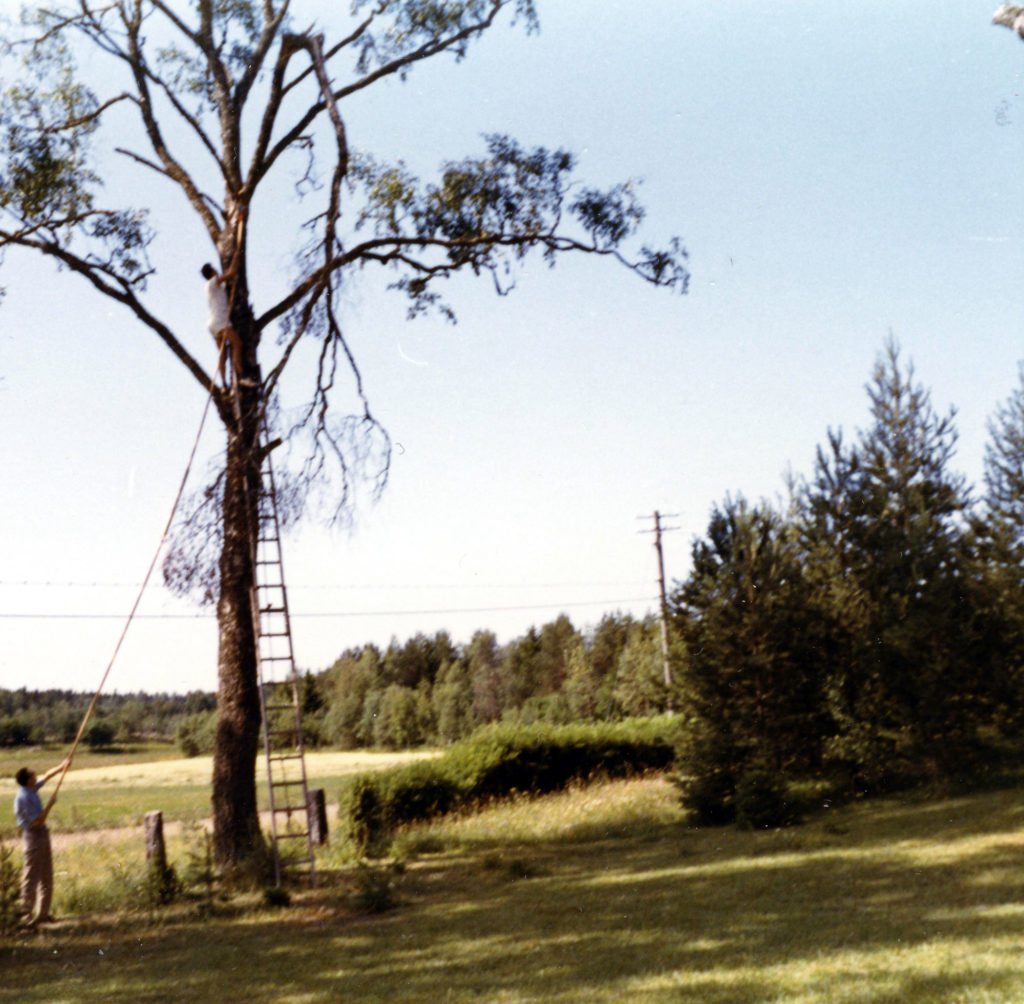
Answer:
249;425;316;888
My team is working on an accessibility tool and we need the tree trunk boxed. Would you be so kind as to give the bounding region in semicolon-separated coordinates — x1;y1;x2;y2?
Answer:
211;382;263;869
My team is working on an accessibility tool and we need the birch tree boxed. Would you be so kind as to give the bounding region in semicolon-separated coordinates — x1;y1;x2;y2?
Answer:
0;1;689;867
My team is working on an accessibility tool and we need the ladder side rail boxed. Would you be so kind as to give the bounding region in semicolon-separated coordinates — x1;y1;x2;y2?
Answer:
249;432;285;887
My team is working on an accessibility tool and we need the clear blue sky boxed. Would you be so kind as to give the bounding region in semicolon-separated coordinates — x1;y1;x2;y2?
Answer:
3;2;1024;694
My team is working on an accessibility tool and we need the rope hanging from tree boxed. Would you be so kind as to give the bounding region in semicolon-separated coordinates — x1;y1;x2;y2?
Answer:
47;347;226;804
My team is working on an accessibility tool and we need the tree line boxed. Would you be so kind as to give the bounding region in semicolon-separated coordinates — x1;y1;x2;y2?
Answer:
300;612;671;751
671;338;1024;819
0;689;215;749
2;614;672;755
178;611;672;755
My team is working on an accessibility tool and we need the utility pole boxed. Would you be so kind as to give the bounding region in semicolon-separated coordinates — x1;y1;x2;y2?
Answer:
638;510;679;689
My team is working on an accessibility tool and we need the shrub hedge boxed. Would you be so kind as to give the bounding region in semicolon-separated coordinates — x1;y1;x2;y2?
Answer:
337;717;678;857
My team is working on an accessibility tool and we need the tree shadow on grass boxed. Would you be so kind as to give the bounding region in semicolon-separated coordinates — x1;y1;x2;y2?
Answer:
7;787;1024;1003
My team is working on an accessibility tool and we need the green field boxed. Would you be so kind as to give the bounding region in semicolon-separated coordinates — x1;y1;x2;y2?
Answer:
0;746;439;834
4;760;1024;1003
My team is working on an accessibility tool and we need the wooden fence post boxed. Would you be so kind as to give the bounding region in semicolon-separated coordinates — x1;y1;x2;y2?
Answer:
307;789;328;845
145;810;167;871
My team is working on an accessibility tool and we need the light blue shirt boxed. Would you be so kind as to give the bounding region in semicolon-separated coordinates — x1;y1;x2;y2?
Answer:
14;780;45;831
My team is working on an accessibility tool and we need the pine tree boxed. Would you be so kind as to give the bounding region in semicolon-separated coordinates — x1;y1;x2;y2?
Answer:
802;339;983;782
673;494;827;806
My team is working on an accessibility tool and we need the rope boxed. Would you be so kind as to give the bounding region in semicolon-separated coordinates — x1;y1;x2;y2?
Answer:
48;347;226;804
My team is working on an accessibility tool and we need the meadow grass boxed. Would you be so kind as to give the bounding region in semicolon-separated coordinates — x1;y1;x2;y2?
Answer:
5;776;1024;1002
0;747;439;834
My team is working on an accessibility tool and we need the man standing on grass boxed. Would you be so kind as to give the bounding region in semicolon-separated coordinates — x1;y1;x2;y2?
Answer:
14;758;69;927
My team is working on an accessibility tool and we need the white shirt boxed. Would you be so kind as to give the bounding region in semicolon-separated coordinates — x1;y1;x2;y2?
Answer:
206;275;230;336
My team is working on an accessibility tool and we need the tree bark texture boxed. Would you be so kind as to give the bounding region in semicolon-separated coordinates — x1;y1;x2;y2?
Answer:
211;307;264;869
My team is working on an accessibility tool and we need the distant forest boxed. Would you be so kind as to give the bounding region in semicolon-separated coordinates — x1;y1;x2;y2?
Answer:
0;608;667;755
0;688;216;750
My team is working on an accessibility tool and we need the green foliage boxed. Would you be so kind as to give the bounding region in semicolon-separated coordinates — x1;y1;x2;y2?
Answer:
146;855;180;908
85;719;116;750
180;822;223;916
262;885;291;908
669;339;1024;812
177;710;217;757
320;615;675;753
62;859;151;916
348;862;400;914
611;616;671;717
804;339;986;781
336;774;389;859
351;0;539;73
675;495;831;782
0;835;19;937
0;717;40;747
733;768;798;830
337;719;678;857
351;133;688;320
0;688;215;748
674;769;735;827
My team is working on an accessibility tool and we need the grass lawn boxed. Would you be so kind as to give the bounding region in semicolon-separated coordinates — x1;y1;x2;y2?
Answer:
5;776;1024;1002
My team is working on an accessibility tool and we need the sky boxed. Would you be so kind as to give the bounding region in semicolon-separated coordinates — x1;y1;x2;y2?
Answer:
3;1;1024;695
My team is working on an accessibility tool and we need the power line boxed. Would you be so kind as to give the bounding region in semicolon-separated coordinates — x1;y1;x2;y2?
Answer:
0;596;658;621
0;578;652;591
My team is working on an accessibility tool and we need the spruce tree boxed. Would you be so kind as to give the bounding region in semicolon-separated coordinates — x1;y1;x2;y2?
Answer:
803;339;981;782
672;494;826;820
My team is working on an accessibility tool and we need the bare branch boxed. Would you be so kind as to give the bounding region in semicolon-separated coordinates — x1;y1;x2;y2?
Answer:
233;0;291;109
254;2;504;188
278;14;375;101
42;91;133;131
120;4;220;241
114;145;172;178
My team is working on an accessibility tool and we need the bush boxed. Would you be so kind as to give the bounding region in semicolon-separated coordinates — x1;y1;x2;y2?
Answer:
337;774;389;859
349;863;399;913
177;711;216;758
675;768;736;826
146;858;180;907
0;717;38;747
734;768;798;829
0;836;19;937
85;720;117;750
337;718;678;857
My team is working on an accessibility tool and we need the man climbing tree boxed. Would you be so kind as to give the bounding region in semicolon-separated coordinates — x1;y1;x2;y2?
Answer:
202;208;250;390
0;1;689;870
